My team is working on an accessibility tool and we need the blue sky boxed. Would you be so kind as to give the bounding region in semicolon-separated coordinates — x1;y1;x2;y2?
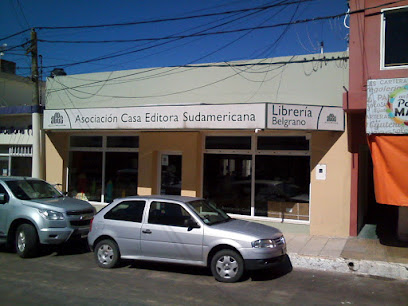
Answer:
0;0;349;78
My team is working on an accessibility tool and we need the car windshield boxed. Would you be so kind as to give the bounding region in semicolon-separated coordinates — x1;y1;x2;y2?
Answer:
6;179;63;200
187;199;231;225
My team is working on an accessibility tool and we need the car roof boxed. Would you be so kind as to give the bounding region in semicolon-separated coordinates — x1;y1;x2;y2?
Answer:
0;176;42;182
113;194;203;203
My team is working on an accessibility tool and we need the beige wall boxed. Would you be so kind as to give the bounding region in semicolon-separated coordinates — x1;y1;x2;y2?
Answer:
310;129;351;237
137;131;202;197
45;132;69;190
46;52;348;110
43;129;352;237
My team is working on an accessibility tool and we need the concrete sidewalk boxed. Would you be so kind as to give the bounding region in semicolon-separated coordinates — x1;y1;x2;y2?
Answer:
284;232;408;280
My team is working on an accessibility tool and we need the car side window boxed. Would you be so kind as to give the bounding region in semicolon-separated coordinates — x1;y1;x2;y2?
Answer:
148;201;192;227
0;184;9;204
104;200;145;223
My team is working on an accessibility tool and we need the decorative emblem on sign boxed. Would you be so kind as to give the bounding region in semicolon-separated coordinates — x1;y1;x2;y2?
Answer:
386;85;408;126
326;114;337;122
51;112;64;125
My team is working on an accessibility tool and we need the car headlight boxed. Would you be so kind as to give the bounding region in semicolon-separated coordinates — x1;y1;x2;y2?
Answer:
38;209;64;220
251;239;276;248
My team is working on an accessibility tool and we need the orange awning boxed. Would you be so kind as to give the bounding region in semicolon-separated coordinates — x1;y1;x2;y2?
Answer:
368;135;408;206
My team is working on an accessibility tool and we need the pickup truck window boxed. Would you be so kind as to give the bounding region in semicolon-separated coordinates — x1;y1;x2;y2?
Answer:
104;200;145;223
6;179;63;200
0;184;8;204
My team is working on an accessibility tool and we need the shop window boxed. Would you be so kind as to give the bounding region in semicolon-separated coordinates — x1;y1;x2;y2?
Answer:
383;7;408;68
70;136;102;148
0;157;8;176
255;155;310;220
205;136;251;150
68;135;139;203
0;146;32;177
257;136;309;151
10;157;32;177
107;136;139;148
203;154;252;215
105;152;138;202
0;146;8;154
68;151;103;201
160;154;182;195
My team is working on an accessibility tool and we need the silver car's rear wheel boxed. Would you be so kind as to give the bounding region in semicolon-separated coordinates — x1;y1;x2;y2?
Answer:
95;239;120;268
211;249;244;283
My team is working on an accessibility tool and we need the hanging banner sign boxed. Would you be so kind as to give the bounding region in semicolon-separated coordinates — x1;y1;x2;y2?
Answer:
43;104;266;130
266;104;344;131
366;78;408;134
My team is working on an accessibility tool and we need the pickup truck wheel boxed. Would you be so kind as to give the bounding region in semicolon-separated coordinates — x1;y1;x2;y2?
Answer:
95;239;120;268
15;224;39;258
211;249;244;283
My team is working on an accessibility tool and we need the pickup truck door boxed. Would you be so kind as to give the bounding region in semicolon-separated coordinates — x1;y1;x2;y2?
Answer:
141;201;204;262
0;183;10;241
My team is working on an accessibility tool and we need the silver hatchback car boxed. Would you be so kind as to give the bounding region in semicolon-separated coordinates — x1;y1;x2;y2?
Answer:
88;195;286;283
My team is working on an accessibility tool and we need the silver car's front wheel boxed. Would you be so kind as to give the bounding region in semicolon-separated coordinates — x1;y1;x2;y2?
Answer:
15;224;39;258
211;249;244;283
95;239;120;268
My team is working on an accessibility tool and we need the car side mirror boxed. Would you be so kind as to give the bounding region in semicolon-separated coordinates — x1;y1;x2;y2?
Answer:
187;218;200;231
0;193;9;204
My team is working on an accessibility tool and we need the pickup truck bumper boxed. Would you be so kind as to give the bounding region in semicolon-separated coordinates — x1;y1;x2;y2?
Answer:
39;227;90;244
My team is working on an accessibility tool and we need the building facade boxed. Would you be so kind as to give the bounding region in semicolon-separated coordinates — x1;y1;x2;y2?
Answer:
346;0;408;240
44;52;350;236
0;60;43;178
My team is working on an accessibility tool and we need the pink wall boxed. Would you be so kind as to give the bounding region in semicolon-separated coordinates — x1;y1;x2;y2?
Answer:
346;0;408;235
347;0;408;112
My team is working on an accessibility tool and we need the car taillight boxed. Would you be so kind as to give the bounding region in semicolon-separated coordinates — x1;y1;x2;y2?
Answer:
89;218;94;232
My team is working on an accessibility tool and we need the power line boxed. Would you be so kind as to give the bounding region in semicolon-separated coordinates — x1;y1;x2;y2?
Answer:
47;55;349;97
36;0;395;70
36;0;313;30
0;28;30;42
40;2;290;69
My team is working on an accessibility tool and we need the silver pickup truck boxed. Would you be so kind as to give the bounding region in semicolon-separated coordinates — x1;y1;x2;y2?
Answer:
0;177;95;258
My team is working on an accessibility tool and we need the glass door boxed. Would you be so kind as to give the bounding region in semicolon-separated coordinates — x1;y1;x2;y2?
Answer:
0;157;9;176
160;153;182;195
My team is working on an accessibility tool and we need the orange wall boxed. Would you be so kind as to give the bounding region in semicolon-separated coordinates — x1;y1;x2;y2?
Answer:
137;131;202;196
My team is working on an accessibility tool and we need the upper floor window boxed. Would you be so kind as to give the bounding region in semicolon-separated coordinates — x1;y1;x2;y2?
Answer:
382;6;408;69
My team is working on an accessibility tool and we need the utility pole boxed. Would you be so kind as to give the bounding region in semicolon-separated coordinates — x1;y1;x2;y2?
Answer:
30;29;43;179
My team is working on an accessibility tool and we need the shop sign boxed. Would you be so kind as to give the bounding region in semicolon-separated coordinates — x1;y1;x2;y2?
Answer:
367;78;408;134
266;104;344;131
43;104;266;130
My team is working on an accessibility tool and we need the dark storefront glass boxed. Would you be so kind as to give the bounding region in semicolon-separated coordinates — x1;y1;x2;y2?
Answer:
10;157;32;177
257;136;309;151
68;151;102;201
205;136;251;150
203;154;252;215
160;154;182;195
107;136;139;148
254;155;310;220
70;136;102;148
105;152;138;202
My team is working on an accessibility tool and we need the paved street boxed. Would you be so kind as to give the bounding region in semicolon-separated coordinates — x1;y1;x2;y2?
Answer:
0;241;406;305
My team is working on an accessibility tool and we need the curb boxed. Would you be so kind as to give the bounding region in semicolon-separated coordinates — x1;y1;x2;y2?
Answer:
288;253;408;280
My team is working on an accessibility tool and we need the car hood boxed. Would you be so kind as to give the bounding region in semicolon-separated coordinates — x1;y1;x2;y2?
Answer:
26;197;94;212
211;219;282;238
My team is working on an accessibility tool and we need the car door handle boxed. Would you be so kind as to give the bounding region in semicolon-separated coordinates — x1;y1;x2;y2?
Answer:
142;229;152;234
